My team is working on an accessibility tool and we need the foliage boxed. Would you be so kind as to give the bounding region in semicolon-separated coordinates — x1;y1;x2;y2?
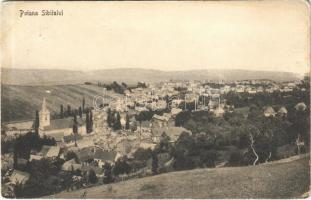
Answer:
67;105;72;117
15;158;63;198
125;113;130;130
171;132;197;170
82;97;85;113
175;111;191;127
65;151;79;163
113;157;131;176
107;108;112;127
151;153;158;175
199;150;217;167
107;110;122;131
103;163;114;184
227;151;243;166
133;148;153;161
154;132;172;154
135;109;170;122
113;112;122;130
88;169;98;184
86;110;93;133
60;105;64;118
78;106;82;118
13;132;56;166
98;81;127;94
73;115;78;134
34;110;40;135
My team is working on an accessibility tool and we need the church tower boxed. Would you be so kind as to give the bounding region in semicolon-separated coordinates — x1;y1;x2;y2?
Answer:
39;98;50;128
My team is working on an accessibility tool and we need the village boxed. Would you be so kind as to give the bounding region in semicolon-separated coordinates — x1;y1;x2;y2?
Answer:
1;77;309;198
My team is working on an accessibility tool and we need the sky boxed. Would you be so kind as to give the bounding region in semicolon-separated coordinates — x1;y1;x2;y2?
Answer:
2;0;310;75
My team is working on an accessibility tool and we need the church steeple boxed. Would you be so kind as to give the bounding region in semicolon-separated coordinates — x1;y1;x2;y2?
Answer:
39;98;50;128
42;98;48;111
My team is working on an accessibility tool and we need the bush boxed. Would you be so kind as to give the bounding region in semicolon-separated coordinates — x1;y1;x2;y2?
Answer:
103;163;114;184
199;150;217;168
228;151;243;166
113;157;131;176
65;151;79;162
88;169;98;184
133;148;153;161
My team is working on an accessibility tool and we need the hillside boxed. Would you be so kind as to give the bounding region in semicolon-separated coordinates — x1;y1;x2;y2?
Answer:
2;68;300;85
49;155;310;199
1;84;122;122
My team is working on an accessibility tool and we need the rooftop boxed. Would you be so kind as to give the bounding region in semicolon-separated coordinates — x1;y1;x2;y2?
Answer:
43;117;86;131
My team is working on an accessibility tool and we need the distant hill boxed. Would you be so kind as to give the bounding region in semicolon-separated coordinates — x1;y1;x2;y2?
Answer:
49;155;309;199
1;68;300;85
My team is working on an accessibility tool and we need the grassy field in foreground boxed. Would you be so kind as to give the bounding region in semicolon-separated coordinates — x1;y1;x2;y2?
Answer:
49;154;310;199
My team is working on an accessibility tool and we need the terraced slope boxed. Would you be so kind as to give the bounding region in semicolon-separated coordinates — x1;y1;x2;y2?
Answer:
1;84;121;122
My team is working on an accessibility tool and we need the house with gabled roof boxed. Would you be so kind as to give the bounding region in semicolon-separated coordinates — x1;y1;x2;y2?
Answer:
76;147;119;167
264;106;276;117
295;102;307;111
30;145;60;161
277;107;288;117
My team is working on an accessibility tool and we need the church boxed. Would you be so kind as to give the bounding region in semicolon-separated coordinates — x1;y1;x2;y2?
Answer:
38;98;87;142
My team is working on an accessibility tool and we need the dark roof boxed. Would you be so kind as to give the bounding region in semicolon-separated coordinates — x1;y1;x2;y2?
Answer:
77;147;117;162
63;134;82;143
43;117;85;131
77;148;93;162
94;150;117;161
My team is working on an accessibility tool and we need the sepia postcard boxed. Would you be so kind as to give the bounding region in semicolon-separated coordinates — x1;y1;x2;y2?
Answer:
1;0;310;198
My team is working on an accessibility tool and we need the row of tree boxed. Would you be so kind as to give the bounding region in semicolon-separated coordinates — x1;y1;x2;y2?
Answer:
59;97;86;119
97;81;128;94
106;109;131;131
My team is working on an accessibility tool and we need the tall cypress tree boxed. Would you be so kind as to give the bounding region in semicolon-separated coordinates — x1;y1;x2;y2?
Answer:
73;115;78;134
125;113;130;130
86;111;90;133
60;105;64;118
113;112;121;130
78;106;82;118
73;115;78;146
152;152;158;175
107;108;112;127
82;97;85;113
67;105;71;117
34;110;40;135
89;110;93;133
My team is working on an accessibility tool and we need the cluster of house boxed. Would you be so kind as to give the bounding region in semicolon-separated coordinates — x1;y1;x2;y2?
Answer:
263;102;307;117
2;143;122;196
1;93;191;190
